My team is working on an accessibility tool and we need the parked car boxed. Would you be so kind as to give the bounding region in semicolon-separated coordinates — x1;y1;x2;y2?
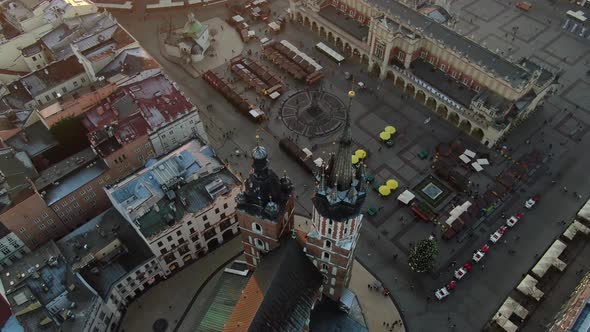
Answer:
435;287;450;300
454;263;473;280
525;195;540;209
490;225;508;244
473;244;490;262
506;212;524;227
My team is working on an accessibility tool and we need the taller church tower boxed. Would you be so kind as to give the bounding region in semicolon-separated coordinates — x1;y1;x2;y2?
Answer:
305;91;367;302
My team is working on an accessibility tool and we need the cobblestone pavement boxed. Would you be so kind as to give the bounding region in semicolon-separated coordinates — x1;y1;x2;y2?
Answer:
113;0;590;330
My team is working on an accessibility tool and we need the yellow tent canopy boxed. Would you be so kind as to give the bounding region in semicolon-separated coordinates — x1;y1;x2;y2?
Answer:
352;155;360;164
355;149;367;159
378;185;391;196
379;131;391;141
385;126;396;135
386;179;399;190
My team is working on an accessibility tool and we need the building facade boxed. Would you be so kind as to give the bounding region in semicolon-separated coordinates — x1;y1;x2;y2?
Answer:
289;0;556;146
0;225;30;272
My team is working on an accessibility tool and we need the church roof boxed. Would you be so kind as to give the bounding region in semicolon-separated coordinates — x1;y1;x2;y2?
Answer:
313;93;366;221
224;239;323;332
236;145;293;222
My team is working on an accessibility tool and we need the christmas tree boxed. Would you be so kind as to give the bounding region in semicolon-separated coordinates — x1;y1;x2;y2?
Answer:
408;238;438;273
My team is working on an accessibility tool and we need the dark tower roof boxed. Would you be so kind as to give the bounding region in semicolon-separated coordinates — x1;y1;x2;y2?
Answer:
236;144;293;222
313;91;366;222
329;103;353;192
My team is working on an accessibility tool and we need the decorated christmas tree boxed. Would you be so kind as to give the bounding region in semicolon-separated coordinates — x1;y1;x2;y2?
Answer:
408;237;438;273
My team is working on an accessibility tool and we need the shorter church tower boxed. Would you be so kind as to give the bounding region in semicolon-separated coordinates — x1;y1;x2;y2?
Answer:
305;91;367;302
235;141;295;270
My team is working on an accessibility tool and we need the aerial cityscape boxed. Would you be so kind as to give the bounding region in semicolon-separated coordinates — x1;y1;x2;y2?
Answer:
0;0;587;331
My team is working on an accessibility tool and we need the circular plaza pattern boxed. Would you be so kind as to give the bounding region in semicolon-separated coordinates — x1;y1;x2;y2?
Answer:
280;90;347;137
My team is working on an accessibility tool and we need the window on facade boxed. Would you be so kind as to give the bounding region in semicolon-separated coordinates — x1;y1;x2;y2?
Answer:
45;95;51;102
374;41;386;60
474;85;481;92
420;50;427;58
327;228;332;235
202;215;208;221
179;238;186;245
214;208;220;214
160;248;167;255
440;64;447;72
253;223;262;234
204;229;215;241
323;252;330;260
52;91;58;98
220;213;226;220
176;230;182;236
167;236;172;241
255;238;264;249
325;240;332;249
31;55;37;61
73;81;79;87
189;227;196;234
164;254;175;264
81;77;86;83
223;203;228;209
62;87;67;94
157;241;163;247
204;222;211;229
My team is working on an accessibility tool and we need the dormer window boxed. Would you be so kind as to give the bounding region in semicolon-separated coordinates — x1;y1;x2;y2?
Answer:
252;223;262;234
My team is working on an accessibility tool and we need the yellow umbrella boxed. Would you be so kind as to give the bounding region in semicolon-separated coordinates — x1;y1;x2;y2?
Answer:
378;185;391;196
352;155;359;164
355;149;367;159
379;131;391;141
385;126;396;135
386;179;398;190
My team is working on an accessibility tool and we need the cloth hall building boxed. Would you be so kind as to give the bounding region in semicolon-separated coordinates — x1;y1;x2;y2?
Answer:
289;0;556;146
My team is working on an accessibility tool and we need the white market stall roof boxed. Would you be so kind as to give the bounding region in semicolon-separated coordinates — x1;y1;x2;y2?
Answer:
472;162;483;172
459;154;471;164
516;274;544;301
232;15;245;23
397;190;415;204
249;108;264;118
577;197;590;222
247;30;256;37
269;91;280;100
444;201;472;226
477;158;490;165
532;240;567;278
563;220;590;240
493;297;528;332
313;158;324;167
464;149;476;158
268;21;280;31
302;148;313;159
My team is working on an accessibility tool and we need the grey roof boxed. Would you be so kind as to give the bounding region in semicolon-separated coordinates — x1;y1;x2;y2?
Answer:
319;6;369;41
310;297;369;332
34;147;98;191
368;1;532;87
249;239;323;332
43;159;108;205
98;47;158;79
57;208;154;298
0;241;97;332
41;12;117;60
6;122;58;157
0;148;37;212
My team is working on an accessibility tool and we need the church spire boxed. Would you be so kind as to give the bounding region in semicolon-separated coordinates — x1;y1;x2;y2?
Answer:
328;91;355;191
